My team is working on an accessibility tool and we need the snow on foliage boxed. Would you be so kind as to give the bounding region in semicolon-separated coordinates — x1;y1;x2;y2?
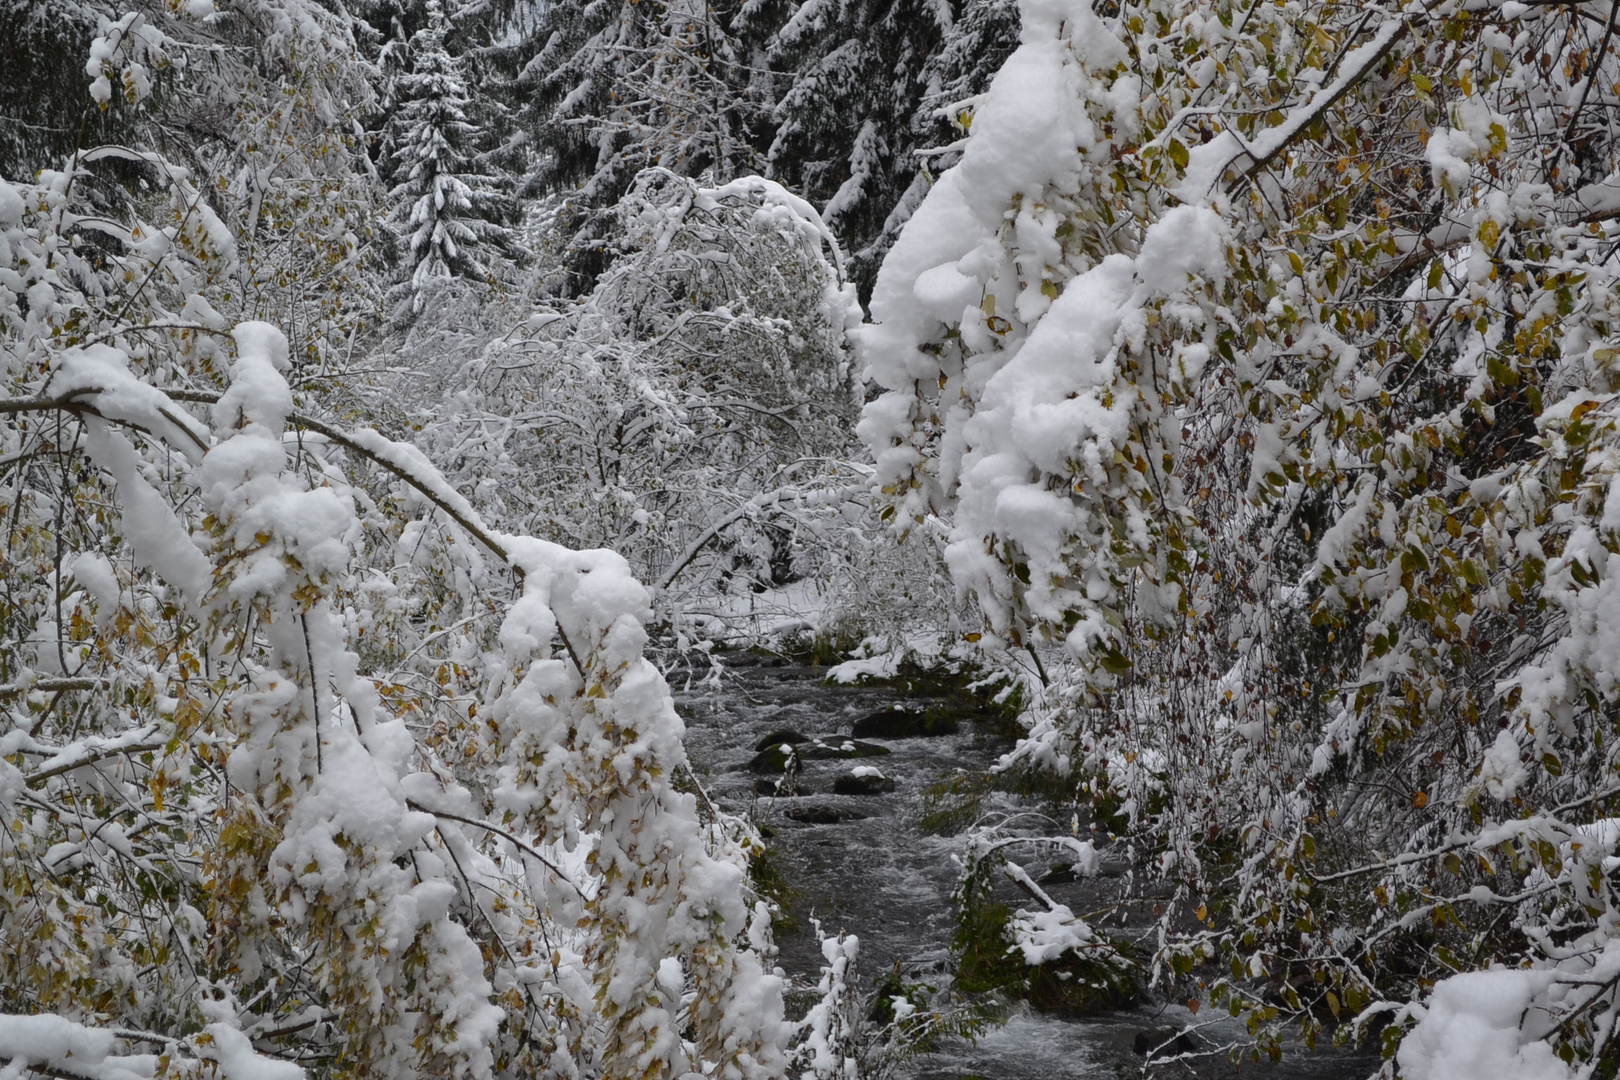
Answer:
861;0;1620;1070
397;168;882;642
1395;963;1581;1080
793;929;861;1080
0;8;789;1079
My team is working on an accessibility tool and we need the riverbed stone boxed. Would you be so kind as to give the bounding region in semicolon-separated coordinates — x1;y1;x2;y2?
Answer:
746;737;888;773
784;804;869;824
796;738;891;760
1133;1029;1197;1058
746;744;802;773
833;770;897;795
852;705;959;739
752;728;811;752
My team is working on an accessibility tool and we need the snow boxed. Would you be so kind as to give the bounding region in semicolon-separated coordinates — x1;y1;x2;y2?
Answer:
824;636;949;683
826;652;902;683
0;1014;115;1065
1477;729;1527;801
79;417;212;601
797;931;860;1079
0;181;22;227
1007;902;1113;966
220;321;293;429
0;1012;302;1080
1397;968;1573;1080
17;0;1620;1074
858;0;1232;655
197;1005;306;1080
56;344;212;458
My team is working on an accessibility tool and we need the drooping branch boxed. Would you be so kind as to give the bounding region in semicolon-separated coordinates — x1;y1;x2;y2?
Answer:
3;384;593;676
652;485;791;595
0;676;108;699
162;388;515;565
404;800;590;901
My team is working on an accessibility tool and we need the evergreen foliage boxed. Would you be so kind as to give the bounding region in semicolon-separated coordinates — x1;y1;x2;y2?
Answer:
0;1;132;179
762;0;1018;296
384;0;515;306
512;0;768;290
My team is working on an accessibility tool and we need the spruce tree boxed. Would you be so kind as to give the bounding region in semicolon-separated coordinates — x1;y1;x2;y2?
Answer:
0;1;127;178
763;0;1017;299
385;0;513;307
514;0;768;291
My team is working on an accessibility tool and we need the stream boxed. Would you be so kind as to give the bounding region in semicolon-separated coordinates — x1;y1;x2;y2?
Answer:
674;654;1384;1080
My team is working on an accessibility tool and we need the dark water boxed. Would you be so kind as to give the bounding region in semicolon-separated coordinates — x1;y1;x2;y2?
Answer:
674;656;1381;1079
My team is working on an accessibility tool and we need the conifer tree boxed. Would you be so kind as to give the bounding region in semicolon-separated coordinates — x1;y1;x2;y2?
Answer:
386;0;514;307
514;0;767;290
0;1;129;177
762;0;1016;298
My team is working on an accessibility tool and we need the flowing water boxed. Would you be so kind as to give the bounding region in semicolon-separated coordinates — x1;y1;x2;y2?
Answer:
674;654;1383;1080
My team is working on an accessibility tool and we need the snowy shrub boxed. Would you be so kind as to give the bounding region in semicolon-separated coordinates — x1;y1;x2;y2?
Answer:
0;9;790;1079
398;167;892;643
860;0;1620;1070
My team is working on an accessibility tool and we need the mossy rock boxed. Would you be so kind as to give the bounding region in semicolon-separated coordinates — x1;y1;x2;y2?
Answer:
797;738;891;760
853;705;960;739
746;745;802;774
747;842;797;933
748;738;888;773
753;728;811;752
951;873;1135;1015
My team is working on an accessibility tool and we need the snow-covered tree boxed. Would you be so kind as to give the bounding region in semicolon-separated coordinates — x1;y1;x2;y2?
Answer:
0;0;137;177
1;9;791;1079
514;0;769;290
403;167;868;637
762;0;1009;297
860;0;1620;1072
385;0;515;308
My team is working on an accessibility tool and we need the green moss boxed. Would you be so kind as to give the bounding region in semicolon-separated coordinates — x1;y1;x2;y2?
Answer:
867;963;934;1025
949;856;1136;1015
747;842;798;934
919;771;994;836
